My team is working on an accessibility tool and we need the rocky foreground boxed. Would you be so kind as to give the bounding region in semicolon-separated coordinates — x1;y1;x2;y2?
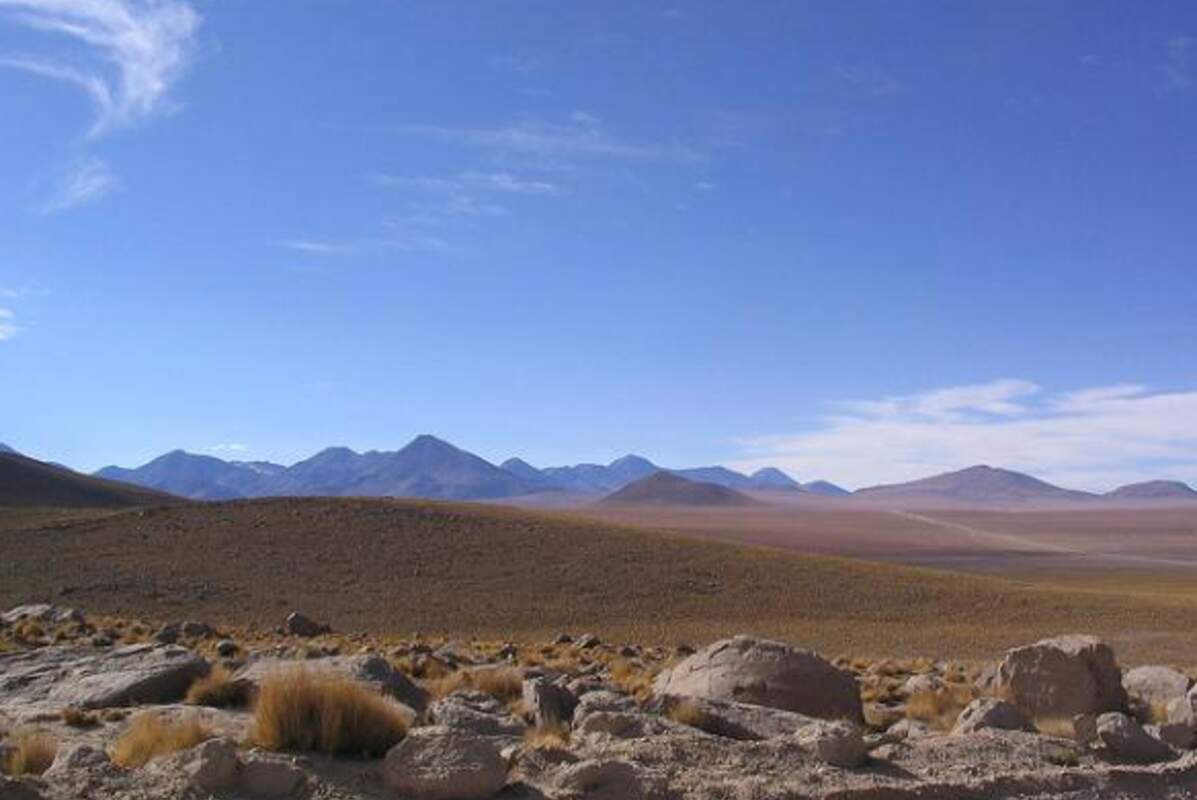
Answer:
2;605;1197;799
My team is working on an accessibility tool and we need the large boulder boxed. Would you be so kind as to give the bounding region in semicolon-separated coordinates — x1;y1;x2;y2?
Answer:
1123;665;1192;722
383;726;507;800
652;636;862;722
0;643;208;715
1159;686;1197;749
994;635;1126;717
233;654;427;712
547;759;661;800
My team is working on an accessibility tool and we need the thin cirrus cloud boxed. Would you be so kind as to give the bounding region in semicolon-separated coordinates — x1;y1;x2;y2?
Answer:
730;379;1197;492
0;308;16;341
394;118;700;163
41;157;117;212
371;170;563;197
1161;34;1194;93
0;0;202;136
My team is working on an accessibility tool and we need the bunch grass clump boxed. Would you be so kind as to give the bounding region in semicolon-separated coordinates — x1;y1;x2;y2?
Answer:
251;667;408;757
186;665;250;708
2;730;58;776
110;713;211;768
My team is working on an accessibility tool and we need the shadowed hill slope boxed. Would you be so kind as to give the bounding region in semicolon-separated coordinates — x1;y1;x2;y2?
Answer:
856;465;1095;506
3;497;1197;662
0;452;182;509
600;471;760;507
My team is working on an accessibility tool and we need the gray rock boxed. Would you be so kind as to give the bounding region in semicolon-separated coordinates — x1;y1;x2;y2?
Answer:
574;710;681;739
239;750;307;797
652;635;863;722
995;635;1126;717
153;624;180;644
1159;689;1197;749
522;677;577;728
952;698;1032;735
216;639;238;658
1073;713;1098;744
1124;665;1192;722
1095;712;1174;764
284;611;328;638
2;604;84;625
575;633;601;650
42;744;109;780
175;737;239;792
0;643;209;713
902;673;943;696
429;692;526;738
0;776;46;800
383;726;507;800
793;720;868;767
549;758;660;800
887;717;933;740
573;690;638;721
661;695;820;740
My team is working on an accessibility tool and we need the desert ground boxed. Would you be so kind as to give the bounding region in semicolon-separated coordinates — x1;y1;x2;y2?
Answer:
5;497;1197;665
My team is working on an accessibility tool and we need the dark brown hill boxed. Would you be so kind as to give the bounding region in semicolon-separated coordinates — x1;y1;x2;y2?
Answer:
0;452;182;508
599;471;759;507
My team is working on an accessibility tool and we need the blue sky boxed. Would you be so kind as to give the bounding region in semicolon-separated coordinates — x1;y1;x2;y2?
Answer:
1;1;1194;489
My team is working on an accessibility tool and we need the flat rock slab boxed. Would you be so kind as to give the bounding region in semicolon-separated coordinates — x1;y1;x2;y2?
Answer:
0;643;208;716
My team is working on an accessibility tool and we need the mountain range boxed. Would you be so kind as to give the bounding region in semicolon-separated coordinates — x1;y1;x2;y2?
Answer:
93;435;840;502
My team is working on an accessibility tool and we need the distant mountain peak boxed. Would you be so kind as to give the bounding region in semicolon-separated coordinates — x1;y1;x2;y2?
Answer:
609;453;656;469
600;471;758;507
857;464;1093;504
749;467;800;488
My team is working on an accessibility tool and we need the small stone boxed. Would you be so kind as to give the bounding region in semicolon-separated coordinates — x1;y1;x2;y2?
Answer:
575;633;601;650
1095;712;1174;764
794;720;868;767
284;611;329;638
216;639;238;658
239;751;306;797
952;698;1032;735
178;737;238;792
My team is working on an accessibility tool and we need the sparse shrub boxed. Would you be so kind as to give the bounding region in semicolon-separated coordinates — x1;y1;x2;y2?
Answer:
251;667;407;756
664;698;713;731
61;707;99;728
1043;743;1081;767
110;713;211;768
102;708;128;723
524;721;571;751
3;731;58;775
609;659;654;700
186;665;250;708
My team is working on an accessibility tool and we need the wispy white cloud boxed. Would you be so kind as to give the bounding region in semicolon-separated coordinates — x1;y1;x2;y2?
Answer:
0;308;16;340
835;64;904;97
0;0;202;136
372;170;562;197
731;379;1197;492
1161;34;1194;93
277;233;453;257
206;442;247;453
395;117;700;163
41;156;117;212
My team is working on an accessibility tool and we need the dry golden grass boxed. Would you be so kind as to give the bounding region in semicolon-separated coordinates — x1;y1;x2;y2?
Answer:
1033;716;1078;739
608;659;656;700
109;713;211;768
2;730;58;776
425;666;524;702
664;697;712;731
250;667;407;757
524;721;571;751
905;684;977;731
61;707;99;729
186;665;250;708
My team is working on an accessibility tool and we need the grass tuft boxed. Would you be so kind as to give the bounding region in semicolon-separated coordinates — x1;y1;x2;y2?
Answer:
110;713;211;768
2;731;58;776
61;707;100;729
186;665;250;708
524;721;571;751
425;666;524;702
250;667;407;757
905;684;976;731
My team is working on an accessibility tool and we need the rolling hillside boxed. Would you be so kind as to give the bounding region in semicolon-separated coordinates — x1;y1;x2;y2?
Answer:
3;496;1197;661
0;452;182;509
856;465;1096;506
600;471;760;507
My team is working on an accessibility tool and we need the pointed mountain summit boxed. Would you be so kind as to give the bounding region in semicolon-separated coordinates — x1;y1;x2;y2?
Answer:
1106;480;1197;500
97;449;267;500
802;479;851;497
857;465;1095;505
345;435;538;499
749;467;801;489
599;471;759;507
607;454;659;482
500;457;546;482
